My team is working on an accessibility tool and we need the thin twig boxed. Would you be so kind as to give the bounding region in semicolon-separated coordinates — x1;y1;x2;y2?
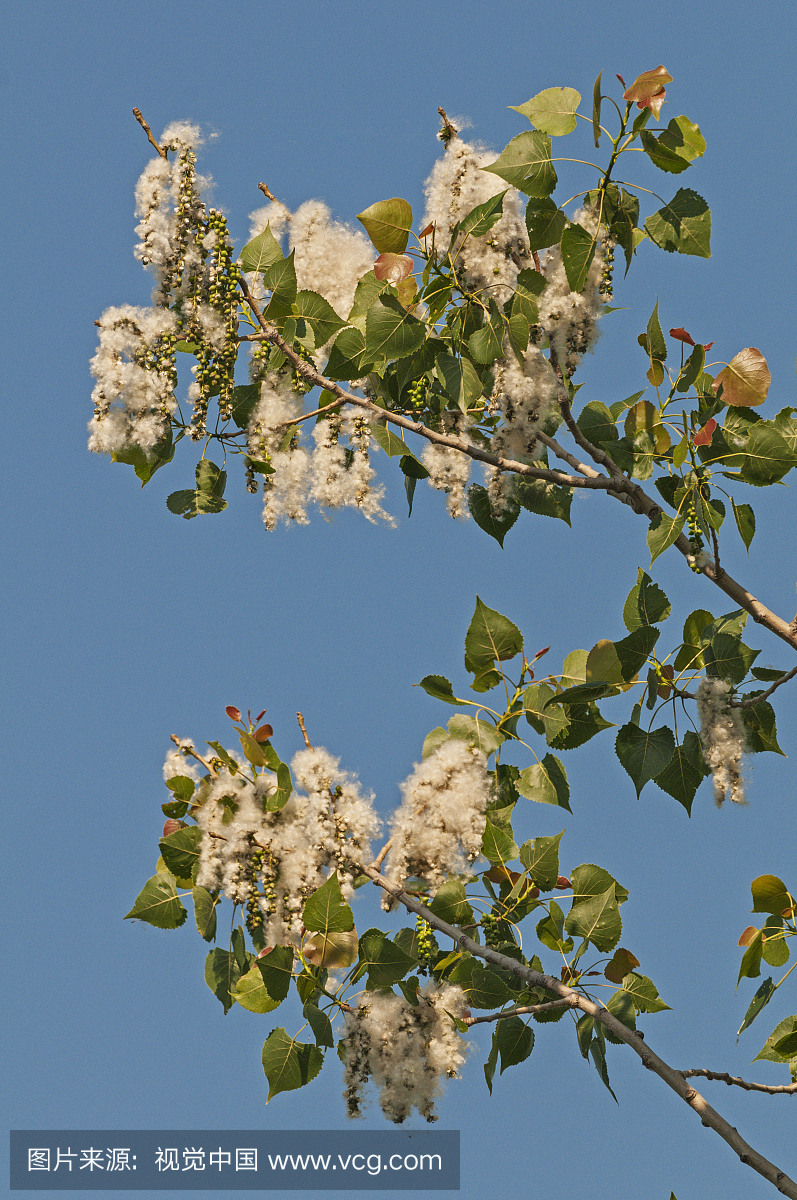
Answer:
463;1000;570;1026
258;182;278;202
296;712;312;750
437;107;458;140
132;108;167;158
370;838;393;871
170;734;217;777
679;1069;797;1096
710;523;724;580
275;398;344;428
359;859;797;1199
733;664;797;708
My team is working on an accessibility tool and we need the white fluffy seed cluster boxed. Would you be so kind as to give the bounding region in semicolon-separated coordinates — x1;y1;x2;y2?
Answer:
88;305;179;454
248;199;374;322
537;206;606;376
341;983;469;1122
483;345;559;513
420;413;473;519
384;739;490;900
422;138;530;303
247;373;394;529
696;678;748;806
188;745;380;946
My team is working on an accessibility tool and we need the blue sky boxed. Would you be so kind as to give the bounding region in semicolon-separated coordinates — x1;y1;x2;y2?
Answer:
3;2;796;1198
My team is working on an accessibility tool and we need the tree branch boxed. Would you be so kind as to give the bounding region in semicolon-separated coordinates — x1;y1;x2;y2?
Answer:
361;860;797;1199
679;1069;797;1096
132;108;167;159
463;1000;570;1025
235;273;797;657
733;665;797;708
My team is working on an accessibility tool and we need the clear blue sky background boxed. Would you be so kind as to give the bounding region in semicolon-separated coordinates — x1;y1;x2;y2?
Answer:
3;2;796;1198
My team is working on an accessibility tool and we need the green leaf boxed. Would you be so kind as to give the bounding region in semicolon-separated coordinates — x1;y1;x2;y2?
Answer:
705;633;759;686
536;901;573;953
357;929;418;987
435;352;484;414
673;608;713;671
261;1028;323;1101
467;484;520;547
303;1003;335;1048
239;225;284;273
654;733;706;814
731;499;756;552
754;1015;797;1064
457;191;507;236
449;957;513;1008
518;830;564;891
429;880;474;927
516;754;571;811
467;299;505;364
465;597;523;679
647;512;685;564
399;454;430;480
589;1035;618;1102
592;71;603;147
615;724;675;798
365;294;426;361
511;87;581;137
560;223;596;293
751;875;792;916
125;873;187;929
417;675;466;705
483;131;557;197
740;423;795;487
193;887;218;942
620;972;671;1014
550;702;614;750
524;198;566;252
422;727;449;759
507;313;530;362
111;427;175;487
447;713;505;756
204;948;243;1014
622;569;671;631
159;826;202;881
302;872;354;935
643;299;667;362
737;977;776;1037
737;931;764;984
577;401;619;449
232;963;285;1013
484;1029;500;1095
369;420;407;458
292;290;346;345
523;683;569;744
741;696;786;756
256;944;295;1002
644;188;711;258
641;129;691;174
324;326;372;380
516;477;573;524
166;775;195;803
263;251;298;318
496;1017;534;1074
548;681;614;707
482;820;518;867
571;863;628;906
614;626;661;682
565;885;621;952
357;197;413;254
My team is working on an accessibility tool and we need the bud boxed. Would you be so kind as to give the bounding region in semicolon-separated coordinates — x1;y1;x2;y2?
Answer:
555;876;571;890
225;705;241;721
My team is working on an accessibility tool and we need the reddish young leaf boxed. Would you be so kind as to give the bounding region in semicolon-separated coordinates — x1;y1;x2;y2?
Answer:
418;222;434;238
162;819;182;837
623;65;672;118
554;876;571;890
669;327;695;346
738;926;759;947
713;348;771;407
656;664;675;699
532;645;551;661
255;709;267;722
374;252;414;284
225;706;241;721
253;723;274;742
692;417;717;447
